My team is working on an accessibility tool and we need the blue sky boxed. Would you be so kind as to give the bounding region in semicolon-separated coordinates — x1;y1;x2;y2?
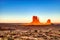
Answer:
0;0;60;23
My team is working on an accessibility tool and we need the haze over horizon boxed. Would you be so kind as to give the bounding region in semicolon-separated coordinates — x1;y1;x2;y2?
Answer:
0;0;60;23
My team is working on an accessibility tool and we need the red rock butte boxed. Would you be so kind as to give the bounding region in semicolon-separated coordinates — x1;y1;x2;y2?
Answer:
23;16;51;25
46;19;51;24
30;16;51;25
31;16;40;25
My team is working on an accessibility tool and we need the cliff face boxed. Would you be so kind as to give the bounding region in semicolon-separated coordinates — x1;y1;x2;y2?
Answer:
31;16;40;25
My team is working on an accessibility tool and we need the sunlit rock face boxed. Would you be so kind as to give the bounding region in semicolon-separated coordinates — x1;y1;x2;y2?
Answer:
31;16;40;25
24;16;51;25
46;19;51;24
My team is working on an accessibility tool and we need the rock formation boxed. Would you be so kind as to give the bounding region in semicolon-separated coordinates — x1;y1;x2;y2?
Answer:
28;16;51;25
31;16;40;25
46;19;51;24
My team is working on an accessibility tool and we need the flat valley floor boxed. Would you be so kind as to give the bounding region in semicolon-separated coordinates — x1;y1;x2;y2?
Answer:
0;23;60;40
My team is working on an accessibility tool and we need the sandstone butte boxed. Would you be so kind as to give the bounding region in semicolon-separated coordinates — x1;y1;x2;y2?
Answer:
23;16;51;25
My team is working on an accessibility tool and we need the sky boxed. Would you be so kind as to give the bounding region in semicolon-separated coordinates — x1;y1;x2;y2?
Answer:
0;0;60;23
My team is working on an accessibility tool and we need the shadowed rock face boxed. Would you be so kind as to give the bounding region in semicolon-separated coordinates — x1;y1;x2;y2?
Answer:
31;16;40;25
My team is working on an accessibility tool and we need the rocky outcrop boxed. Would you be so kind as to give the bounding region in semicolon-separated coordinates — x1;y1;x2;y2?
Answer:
31;16;40;25
46;19;51;24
